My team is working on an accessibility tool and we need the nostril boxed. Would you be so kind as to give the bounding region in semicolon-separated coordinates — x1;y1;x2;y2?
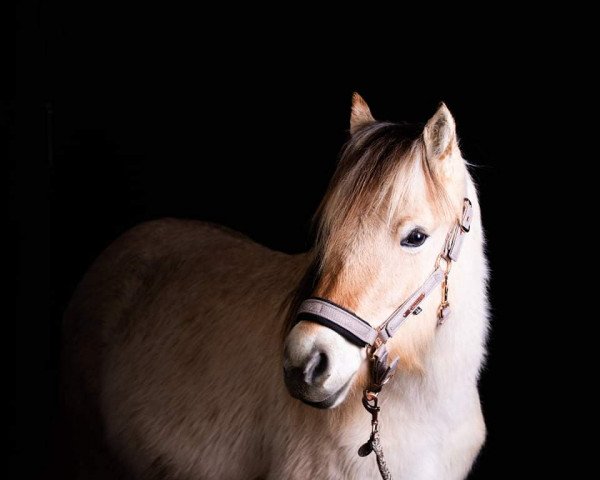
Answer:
313;352;329;382
304;351;329;385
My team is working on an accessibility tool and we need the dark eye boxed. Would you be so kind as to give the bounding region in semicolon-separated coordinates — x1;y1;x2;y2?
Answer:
401;229;429;248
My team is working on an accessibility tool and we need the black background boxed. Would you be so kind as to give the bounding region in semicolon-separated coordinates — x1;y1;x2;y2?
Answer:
12;3;562;479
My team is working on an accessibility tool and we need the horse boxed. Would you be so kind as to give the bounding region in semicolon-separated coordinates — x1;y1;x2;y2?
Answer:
60;93;489;479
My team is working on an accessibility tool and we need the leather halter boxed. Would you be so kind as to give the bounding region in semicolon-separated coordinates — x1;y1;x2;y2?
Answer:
296;198;473;355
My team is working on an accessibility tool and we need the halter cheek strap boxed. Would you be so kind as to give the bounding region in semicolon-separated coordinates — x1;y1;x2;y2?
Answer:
295;198;473;352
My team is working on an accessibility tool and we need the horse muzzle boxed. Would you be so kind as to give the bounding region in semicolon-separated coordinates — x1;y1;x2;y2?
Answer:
283;320;362;409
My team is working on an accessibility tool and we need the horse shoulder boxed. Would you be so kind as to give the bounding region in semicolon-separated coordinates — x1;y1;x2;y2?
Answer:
62;218;308;478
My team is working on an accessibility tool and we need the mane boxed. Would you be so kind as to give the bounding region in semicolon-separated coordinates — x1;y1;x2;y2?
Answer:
315;121;454;267
282;120;455;337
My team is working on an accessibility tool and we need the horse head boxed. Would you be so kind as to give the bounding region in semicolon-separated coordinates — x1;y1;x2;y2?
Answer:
283;94;470;408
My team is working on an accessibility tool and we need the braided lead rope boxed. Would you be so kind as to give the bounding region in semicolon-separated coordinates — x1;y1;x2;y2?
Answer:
358;348;396;479
371;430;392;480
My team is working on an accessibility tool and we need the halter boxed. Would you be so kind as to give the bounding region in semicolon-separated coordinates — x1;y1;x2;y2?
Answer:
294;198;473;479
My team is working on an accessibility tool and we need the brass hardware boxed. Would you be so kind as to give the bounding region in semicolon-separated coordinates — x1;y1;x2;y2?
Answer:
437;260;451;321
435;253;453;274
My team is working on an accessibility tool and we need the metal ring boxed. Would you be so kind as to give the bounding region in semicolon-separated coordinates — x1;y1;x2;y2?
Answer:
435;254;452;273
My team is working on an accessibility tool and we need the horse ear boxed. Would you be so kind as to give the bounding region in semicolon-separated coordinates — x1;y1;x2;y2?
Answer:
423;103;462;177
350;92;375;134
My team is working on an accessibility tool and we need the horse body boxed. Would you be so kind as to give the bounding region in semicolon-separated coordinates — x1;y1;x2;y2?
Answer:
62;96;488;479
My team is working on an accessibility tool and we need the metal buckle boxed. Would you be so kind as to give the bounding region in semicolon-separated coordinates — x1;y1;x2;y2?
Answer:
460;198;472;233
435;253;452;274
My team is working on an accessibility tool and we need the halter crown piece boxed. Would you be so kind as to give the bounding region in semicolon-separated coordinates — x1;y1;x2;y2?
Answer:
295;198;473;480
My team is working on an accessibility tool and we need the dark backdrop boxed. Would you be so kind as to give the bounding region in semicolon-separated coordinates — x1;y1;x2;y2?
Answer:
12;3;557;479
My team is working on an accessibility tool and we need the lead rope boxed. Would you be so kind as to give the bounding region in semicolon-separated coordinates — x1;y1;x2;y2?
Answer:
358;347;397;480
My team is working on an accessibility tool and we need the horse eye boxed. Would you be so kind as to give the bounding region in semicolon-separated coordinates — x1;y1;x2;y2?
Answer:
401;229;429;248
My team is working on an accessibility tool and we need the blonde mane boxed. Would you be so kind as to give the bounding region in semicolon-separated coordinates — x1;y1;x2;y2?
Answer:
315;121;454;268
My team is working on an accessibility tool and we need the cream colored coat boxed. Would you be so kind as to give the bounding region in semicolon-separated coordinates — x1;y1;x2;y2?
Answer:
62;99;488;480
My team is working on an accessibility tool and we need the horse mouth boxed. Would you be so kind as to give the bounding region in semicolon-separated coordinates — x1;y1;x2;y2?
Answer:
294;377;353;409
